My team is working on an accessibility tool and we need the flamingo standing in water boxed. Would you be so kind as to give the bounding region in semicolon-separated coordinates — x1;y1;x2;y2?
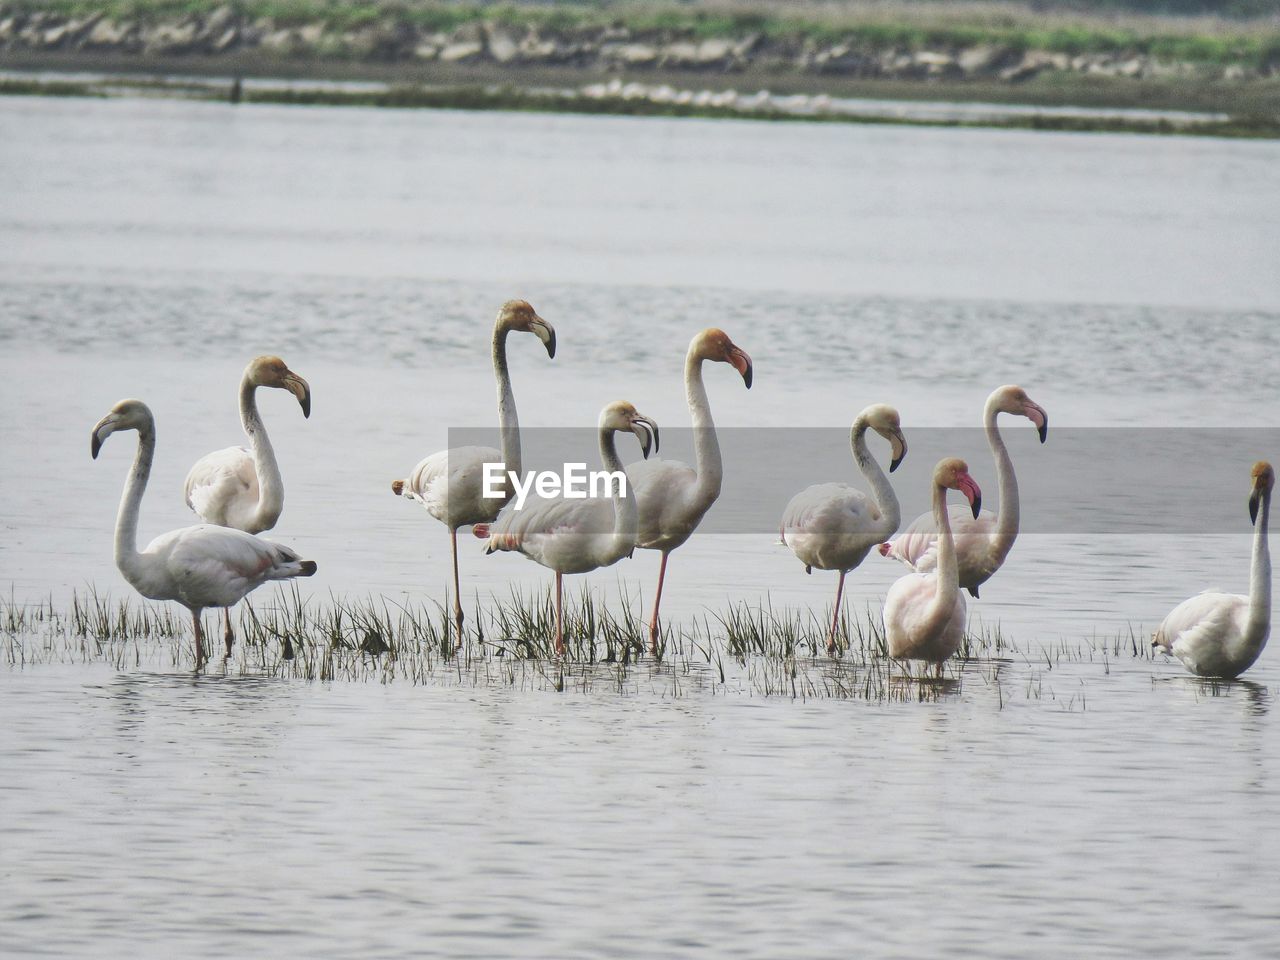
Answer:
392;300;556;642
628;328;752;654
880;384;1047;598
183;355;311;656
883;458;983;674
482;401;658;657
1153;461;1272;679
781;404;908;654
92;399;318;668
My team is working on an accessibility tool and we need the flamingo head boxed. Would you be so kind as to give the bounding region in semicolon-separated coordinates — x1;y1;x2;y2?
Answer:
248;356;311;418
693;328;752;389
992;384;1048;443
498;299;556;359
600;401;659;460
935;457;982;519
1250;461;1274;525
91;398;153;459
858;403;907;472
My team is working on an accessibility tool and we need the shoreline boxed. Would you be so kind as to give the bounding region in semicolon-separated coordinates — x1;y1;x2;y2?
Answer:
3;61;1277;139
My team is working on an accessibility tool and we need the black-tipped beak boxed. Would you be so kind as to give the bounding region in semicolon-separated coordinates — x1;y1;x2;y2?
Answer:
1250;488;1261;526
889;434;907;473
971;495;982;519
632;416;659;460
730;348;752;389
285;373;311;419
90;416;114;459
533;317;556;359
91;433;103;459
1029;404;1048;444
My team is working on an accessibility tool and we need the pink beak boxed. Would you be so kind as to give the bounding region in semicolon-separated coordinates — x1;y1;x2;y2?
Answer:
729;347;753;389
956;473;983;518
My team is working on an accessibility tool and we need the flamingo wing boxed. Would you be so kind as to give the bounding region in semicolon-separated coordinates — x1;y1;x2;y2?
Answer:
143;524;315;609
627;458;701;550
781;483;884;572
402;445;509;528
184;446;259;529
1154;591;1250;676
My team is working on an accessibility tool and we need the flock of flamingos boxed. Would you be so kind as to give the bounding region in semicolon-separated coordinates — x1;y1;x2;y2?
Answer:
90;300;1273;680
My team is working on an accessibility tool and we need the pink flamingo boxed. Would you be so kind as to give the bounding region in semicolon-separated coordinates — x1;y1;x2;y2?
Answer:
883;458;983;675
880;384;1046;598
781;404;907;655
627;328;752;654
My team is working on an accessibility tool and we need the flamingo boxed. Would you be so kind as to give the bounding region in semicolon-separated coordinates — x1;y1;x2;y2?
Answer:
627;328;752;654
183;355;311;653
391;300;555;641
882;458;983;674
879;384;1047;598
781;404;908;655
92;399;318;668
1153;461;1272;679
482;401;658;657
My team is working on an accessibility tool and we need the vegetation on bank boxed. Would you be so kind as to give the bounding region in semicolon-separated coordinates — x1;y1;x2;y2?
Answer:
4;0;1280;68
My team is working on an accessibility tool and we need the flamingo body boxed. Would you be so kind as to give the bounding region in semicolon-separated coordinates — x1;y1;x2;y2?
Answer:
883;571;967;663
184;445;262;530
781;482;888;573
398;445;508;529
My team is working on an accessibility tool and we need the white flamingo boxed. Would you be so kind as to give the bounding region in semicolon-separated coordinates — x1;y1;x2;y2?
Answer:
92;399;318;667
628;328;752;653
883;458;983;674
392;300;555;640
1153;461;1272;679
183;355;311;652
781;404;908;655
482;401;658;657
880;384;1047;598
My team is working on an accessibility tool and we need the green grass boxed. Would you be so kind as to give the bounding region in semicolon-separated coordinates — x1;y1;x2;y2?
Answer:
5;0;1280;67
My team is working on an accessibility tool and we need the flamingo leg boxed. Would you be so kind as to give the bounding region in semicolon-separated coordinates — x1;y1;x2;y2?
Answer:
191;609;207;670
222;607;234;659
450;527;464;649
554;572;564;658
649;551;670;656
828;570;847;656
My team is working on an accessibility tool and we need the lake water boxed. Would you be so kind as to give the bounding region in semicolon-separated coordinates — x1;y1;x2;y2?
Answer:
2;95;1280;956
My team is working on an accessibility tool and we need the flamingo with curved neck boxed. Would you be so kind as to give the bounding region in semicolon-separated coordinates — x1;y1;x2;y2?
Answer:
1153;461;1273;678
882;458;983;674
392;300;555;645
483;401;659;657
95;399;317;668
880;384;1046;598
628;328;752;654
781;404;908;654
184;355;311;651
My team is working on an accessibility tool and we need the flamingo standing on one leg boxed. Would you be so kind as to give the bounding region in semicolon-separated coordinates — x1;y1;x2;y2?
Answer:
627;328;752;654
392;300;555;645
880;384;1047;598
482;401;658;657
781;404;908;655
883;458;983;676
1153;461;1272;679
183;355;311;657
93;399;318;669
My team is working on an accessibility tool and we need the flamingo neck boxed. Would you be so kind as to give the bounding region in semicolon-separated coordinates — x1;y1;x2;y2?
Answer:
851;418;900;541
600;427;637;562
239;376;284;533
685;351;722;510
493;325;522;478
924;481;961;634
114;419;155;587
1241;490;1271;657
984;398;1019;555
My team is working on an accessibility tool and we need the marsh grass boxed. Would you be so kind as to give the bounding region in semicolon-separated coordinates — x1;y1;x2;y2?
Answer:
1;585;1156;704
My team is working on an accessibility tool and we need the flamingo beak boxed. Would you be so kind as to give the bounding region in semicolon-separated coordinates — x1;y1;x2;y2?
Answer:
889;431;907;473
632;415;659;460
90;414;117;459
1027;402;1048;443
531;316;556;359
1250;486;1261;526
957;473;983;519
284;372;312;419
728;346;753;389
